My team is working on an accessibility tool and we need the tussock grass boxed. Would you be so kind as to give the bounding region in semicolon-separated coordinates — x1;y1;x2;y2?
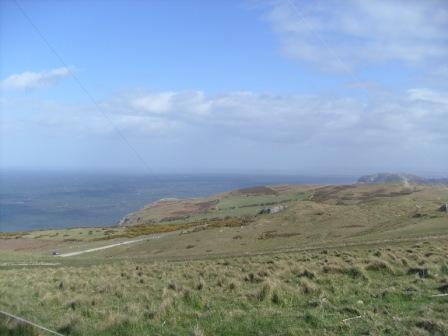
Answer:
1;239;448;335
364;258;395;274
57;314;80;335
299;278;320;295
414;319;448;335
192;324;205;336
296;268;316;279
322;264;369;280
0;315;38;336
256;280;274;301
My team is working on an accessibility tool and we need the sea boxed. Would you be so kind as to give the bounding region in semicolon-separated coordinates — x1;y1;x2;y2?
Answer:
0;171;356;232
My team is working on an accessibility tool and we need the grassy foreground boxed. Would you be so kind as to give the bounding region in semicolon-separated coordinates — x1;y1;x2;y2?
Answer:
1;238;448;335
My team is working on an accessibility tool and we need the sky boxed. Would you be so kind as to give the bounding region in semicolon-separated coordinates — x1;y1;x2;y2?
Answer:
0;0;447;176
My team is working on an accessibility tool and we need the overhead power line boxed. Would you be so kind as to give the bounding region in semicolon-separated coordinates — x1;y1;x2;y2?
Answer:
13;0;154;174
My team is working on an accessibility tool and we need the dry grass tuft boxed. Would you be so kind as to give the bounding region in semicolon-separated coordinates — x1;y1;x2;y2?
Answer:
257;281;273;301
158;296;176;316
0;316;39;336
100;312;134;332
297;269;316;279
271;288;282;305
192;323;205;336
167;281;177;291
415;319;448;334
322;264;368;280
300;279;320;295
228;280;239;291
196;277;205;290
364;258;394;274
244;273;263;283
57;314;81;335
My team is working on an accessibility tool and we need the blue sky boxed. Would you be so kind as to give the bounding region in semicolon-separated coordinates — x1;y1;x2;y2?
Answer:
1;0;447;175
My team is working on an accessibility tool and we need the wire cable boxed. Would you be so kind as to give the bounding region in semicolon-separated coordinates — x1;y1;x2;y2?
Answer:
13;0;154;174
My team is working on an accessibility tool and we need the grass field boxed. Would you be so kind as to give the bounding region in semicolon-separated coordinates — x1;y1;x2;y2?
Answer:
1;239;448;335
1;182;447;335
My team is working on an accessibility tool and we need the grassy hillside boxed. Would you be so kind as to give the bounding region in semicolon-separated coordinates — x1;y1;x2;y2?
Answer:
75;182;448;260
1;182;447;335
2;183;446;253
120;184;312;226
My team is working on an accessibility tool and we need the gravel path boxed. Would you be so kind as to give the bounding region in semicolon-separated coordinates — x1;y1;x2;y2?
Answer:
56;233;170;257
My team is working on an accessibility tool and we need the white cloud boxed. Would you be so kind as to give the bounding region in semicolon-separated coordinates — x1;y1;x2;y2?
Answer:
129;91;211;116
408;88;448;105
264;0;448;71
1;87;447;174
0;67;73;90
2;88;447;148
100;89;448;146
131;92;175;113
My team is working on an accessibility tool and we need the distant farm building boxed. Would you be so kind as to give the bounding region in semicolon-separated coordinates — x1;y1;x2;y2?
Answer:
258;205;286;215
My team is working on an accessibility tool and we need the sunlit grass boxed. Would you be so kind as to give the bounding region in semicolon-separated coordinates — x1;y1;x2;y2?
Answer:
1;239;447;335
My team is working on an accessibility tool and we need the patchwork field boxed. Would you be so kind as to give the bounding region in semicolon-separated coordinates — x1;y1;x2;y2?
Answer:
1;182;447;335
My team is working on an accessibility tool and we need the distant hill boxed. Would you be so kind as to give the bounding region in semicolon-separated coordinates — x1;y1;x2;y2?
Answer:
357;173;423;184
358;173;448;185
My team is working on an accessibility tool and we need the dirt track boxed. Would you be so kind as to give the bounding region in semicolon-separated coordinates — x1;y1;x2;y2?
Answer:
56;231;177;257
57;237;152;257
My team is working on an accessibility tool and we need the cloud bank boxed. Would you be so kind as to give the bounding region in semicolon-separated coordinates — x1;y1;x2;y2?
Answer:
2;84;447;172
0;67;73;90
5;88;446;150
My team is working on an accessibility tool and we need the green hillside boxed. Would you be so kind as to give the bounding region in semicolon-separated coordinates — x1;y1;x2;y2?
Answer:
1;181;447;335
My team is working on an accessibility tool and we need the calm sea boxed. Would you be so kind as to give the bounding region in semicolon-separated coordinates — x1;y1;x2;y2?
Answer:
0;171;355;232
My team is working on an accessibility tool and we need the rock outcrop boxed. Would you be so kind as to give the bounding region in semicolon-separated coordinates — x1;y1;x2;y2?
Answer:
357;173;422;184
358;173;448;185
